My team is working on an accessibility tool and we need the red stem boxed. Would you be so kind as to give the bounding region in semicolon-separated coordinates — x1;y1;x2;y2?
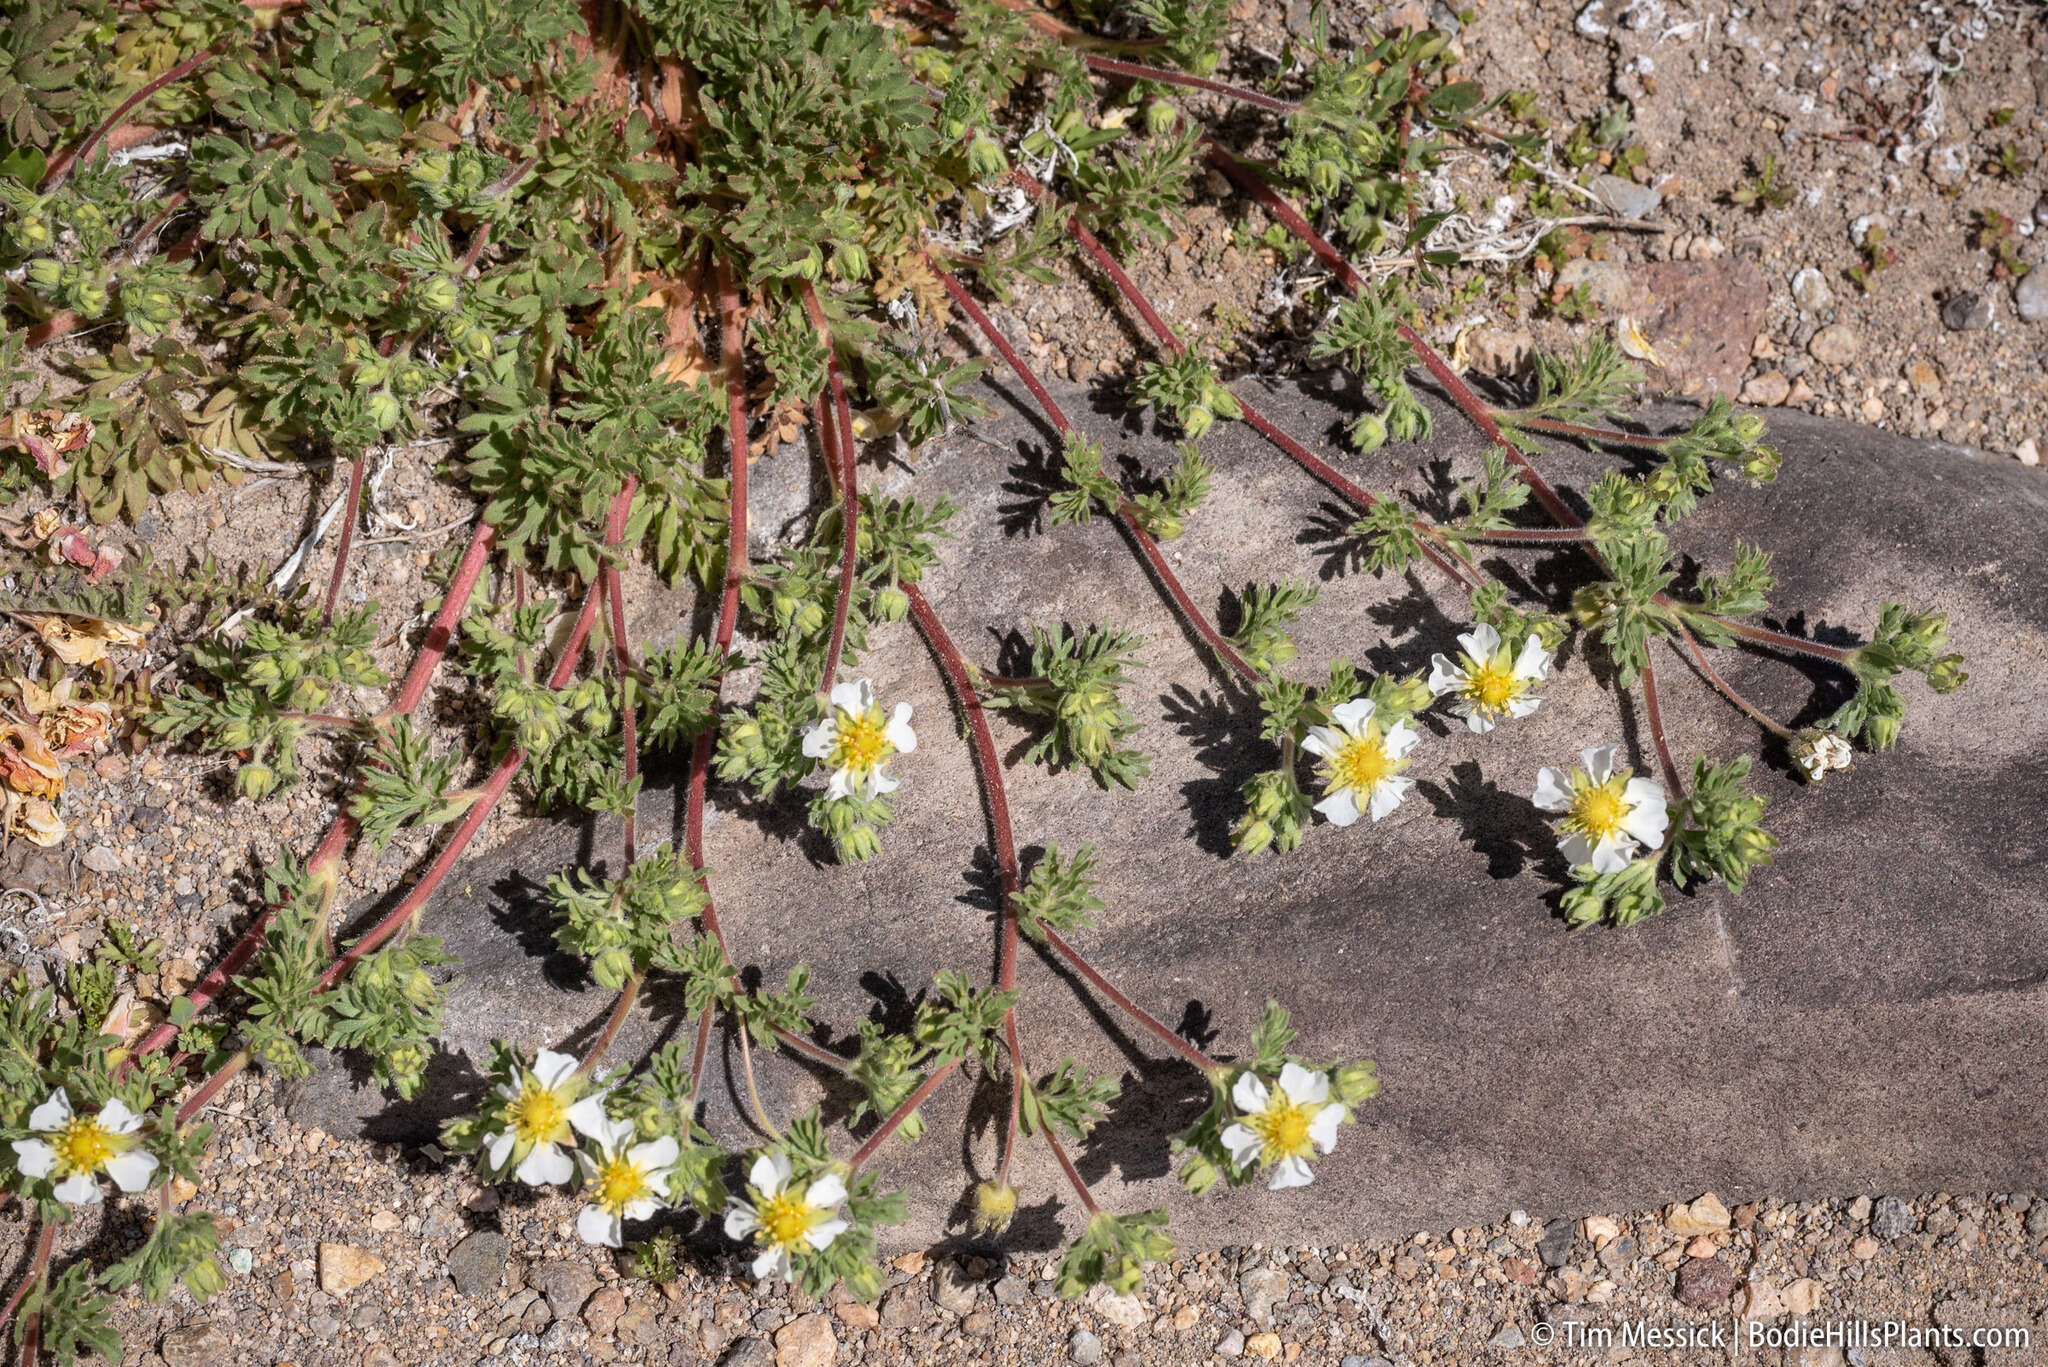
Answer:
1082;55;1300;113
1503;414;1671;449
1040;927;1219;1071
1639;658;1685;797
801;284;861;691
1042;1123;1101;1215
40;45;222;190
0;1223;52;1346
934;266;1261;683
321;454;367;624
1671;621;1795;740
848;1058;961;1171
601;478;639;864
174;1045;249;1126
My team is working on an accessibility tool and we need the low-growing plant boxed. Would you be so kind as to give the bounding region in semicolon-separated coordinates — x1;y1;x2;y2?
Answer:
0;0;1966;1353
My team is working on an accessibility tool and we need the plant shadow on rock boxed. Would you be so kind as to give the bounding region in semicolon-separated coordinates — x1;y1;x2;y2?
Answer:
1160;683;1272;858
1415;759;1564;884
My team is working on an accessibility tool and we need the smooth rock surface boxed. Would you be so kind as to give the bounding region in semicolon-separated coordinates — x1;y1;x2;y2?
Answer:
290;376;2048;1252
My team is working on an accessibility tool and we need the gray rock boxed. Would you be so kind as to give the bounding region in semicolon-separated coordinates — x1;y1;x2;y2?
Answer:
1871;1196;1916;1240
1790;266;1833;314
1341;1359;1393;1367
529;1260;600;1321
1591;173;1662;220
1674;1255;1737;1309
878;1285;923;1329
1489;1326;1527;1349
1941;291;1993;331
1217;1328;1246;1358
932;1259;981;1315
81;844;121;874
719;1338;776;1367
1069;1328;1104;1365
2028;1203;2048;1240
1537;1219;1576;1269
160;1323;225;1367
300;381;2048;1252
2016;268;2048;324
446;1230;510;1299
1239;1266;1288;1327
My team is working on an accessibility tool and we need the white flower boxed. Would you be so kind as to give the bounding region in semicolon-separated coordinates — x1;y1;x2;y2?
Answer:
1426;623;1551;733
11;1088;156;1206
1791;729;1853;784
801;679;916;801
1532;743;1670;874
1299;697;1418;827
570;1109;679;1248
1220;1063;1345;1191
481;1049;591;1186
723;1152;850;1283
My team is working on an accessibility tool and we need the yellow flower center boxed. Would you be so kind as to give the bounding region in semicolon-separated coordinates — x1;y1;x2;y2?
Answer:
757;1193;815;1251
593;1156;652;1215
830;709;891;775
1248;1093;1316;1162
508;1083;568;1145
1566;775;1632;840
53;1117;116;1176
1464;658;1520;712
1325;730;1395;793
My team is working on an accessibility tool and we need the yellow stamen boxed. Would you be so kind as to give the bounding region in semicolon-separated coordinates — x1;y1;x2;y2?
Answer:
1464;658;1520;712
54;1117;116;1176
594;1156;651;1215
508;1083;567;1145
1325;730;1395;793
1566;774;1633;840
830;708;891;775
758;1193;815;1251
1248;1093;1316;1162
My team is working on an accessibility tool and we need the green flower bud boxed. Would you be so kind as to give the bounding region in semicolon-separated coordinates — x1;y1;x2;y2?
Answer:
834;242;869;280
1143;99;1177;136
1387;395;1428;443
1232;817;1275;856
1730;411;1768;445
14;215;51;250
70;277;109;316
873;586;909;622
416;275;460;313
1741;445;1782;481
450;151;487;196
1925;653;1967;694
411;150;452;187
366;390;402;431
25;257;63;293
838;822;882;862
452;324;495;363
1572;584;1616;626
393;362;433;398
1867;712;1900;751
1647;464;1684;500
793;246;824;281
72;202;105;232
1178;1149;1222;1196
1145;511;1184;542
181;1254;228;1303
237;761;279;800
1348;412;1387;453
1181;403;1214;441
794;601;826;635
965;133;1007;180
972;1180;1018;1235
1334;1060;1381;1106
1310;159;1344;197
1206;384;1241;421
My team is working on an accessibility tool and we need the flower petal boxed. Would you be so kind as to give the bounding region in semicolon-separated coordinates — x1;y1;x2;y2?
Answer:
804;1173;847;1211
532;1050;580;1090
885;703;917;754
54;1173;102;1206
827;680;868;714
485;1130;516;1172
1277;1063;1328;1106
1313;788;1363;828
1230;1070;1271;1115
1459;623;1501;660
1268;1155;1315;1190
1382;722;1419;759
567;1096;616;1145
622;1196;661;1222
1220;1124;1262;1167
1424;655;1464;697
1558;832;1596;868
1308;1104;1345;1154
1327;696;1377;732
751;1152;792;1197
1367;777;1411;822
517;1143;574;1187
1299;726;1341;761
1580;744;1619;784
28;1089;72;1133
12;1139;55;1178
630;1136;680;1173
802;720;837;760
1512;633;1552;681
724;1204;761;1240
823;767;855;800
751;1247;787;1282
805;1216;849;1250
1588;834;1636;875
1531;767;1572;812
104;1150;157;1194
98;1098;143;1134
578;1205;623;1248
1507;695;1542;719
868;769;899;797
1462;707;1496;735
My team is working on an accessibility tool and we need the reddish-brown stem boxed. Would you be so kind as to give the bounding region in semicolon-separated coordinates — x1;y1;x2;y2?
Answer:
1707;616;1854;666
1039;927;1219;1071
1671;621;1796;740
41;45;223;190
1466;527;1598;544
1498;414;1671;449
455;222;494;277
934;266;1261;683
579;972;642;1075
1638;658;1685;798
0;1222;52;1346
800;283;860;690
321;453;367;623
1038;187;1483;591
601;477;640;864
174;1045;249;1126
1082;55;1300;113
848;1058;961;1171
996;1012;1025;1187
126;520;499;1065
1042;1123;1101;1215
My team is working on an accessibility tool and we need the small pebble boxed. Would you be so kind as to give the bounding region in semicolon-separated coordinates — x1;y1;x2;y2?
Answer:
1941;292;1992;332
1069;1328;1103;1364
